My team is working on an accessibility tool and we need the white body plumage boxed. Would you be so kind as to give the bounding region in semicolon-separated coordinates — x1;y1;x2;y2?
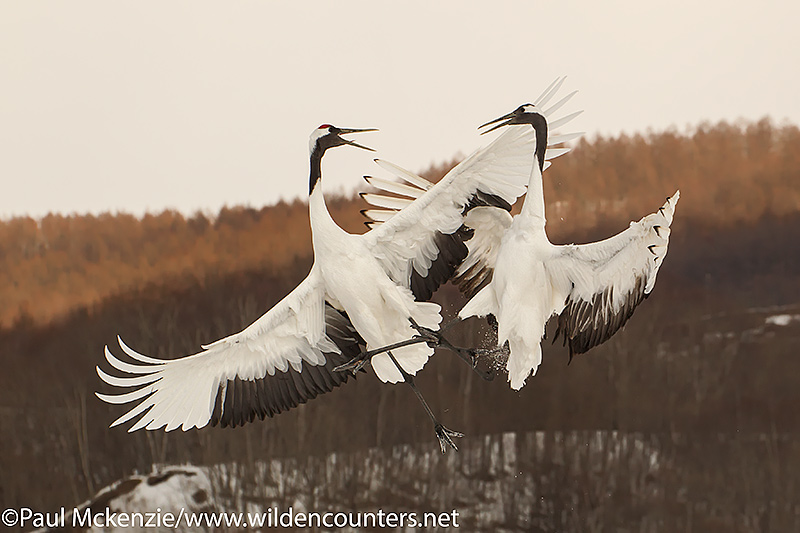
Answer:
459;117;679;389
309;188;440;382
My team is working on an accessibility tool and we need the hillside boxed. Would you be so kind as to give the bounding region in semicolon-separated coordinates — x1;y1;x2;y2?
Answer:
2;118;798;329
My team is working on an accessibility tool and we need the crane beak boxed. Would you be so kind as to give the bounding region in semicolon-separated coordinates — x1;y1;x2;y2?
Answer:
338;127;378;151
478;112;516;135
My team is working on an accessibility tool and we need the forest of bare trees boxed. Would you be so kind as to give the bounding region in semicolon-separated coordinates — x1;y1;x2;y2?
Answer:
2;118;797;329
1;118;799;531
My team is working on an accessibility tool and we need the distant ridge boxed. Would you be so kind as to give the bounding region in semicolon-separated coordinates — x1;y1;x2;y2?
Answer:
2;118;798;328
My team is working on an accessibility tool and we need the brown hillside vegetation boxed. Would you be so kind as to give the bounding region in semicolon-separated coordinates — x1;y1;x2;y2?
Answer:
0;196;366;328
1;117;798;328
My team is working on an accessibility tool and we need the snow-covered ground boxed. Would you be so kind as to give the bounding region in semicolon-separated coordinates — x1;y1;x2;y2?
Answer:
55;431;665;532
42;426;800;532
765;314;800;327
654;303;800;360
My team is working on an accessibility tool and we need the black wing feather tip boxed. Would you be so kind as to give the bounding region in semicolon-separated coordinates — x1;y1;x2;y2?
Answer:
558;275;651;357
449;189;519;298
280;374;301;409
464;189;513;214
210;386;224;426
410;229;470;301
221;378;236;427
208;304;367;429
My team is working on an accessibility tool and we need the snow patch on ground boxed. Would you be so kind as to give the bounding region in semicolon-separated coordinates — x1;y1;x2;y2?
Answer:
765;314;800;327
36;466;215;533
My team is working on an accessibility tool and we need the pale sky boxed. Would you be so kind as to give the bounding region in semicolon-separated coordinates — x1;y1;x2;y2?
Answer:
1;1;798;219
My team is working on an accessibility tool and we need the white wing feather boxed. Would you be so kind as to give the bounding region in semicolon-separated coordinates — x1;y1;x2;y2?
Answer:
453;206;515;296
362;125;535;287
96;268;339;432
361;79;584;294
362;77;583;231
547;191;680;353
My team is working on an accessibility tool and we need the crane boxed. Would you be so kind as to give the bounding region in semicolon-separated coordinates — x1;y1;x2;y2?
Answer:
459;105;678;389
360;91;679;391
96;126;378;433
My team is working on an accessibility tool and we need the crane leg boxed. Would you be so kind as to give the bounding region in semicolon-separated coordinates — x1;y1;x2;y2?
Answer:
334;319;499;382
333;336;430;374
408;318;496;381
385;351;463;454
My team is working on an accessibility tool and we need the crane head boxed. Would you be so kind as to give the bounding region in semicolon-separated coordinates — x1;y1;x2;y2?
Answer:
479;104;544;135
309;125;377;154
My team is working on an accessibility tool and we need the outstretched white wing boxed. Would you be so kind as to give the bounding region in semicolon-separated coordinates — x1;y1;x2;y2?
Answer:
96;267;364;432
362;125;534;300
547;192;680;359
362;78;583;300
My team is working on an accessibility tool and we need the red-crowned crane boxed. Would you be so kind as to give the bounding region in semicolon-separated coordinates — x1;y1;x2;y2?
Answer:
363;95;678;391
